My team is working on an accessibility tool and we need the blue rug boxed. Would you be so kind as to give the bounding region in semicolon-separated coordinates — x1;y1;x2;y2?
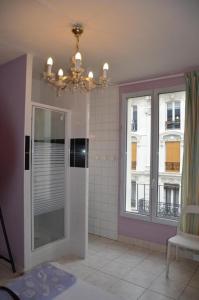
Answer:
5;263;76;299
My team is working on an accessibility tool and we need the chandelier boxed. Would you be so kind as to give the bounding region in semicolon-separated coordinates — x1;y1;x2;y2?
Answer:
43;24;109;94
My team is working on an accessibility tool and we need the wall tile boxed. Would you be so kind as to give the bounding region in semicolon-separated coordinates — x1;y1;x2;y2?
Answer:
88;87;119;240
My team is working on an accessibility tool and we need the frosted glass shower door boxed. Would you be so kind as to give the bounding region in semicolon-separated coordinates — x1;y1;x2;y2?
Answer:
32;106;67;250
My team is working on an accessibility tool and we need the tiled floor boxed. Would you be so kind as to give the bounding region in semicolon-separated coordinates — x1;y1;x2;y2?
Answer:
1;234;199;300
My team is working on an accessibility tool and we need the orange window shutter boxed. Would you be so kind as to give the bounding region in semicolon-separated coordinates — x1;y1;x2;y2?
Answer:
166;142;180;162
131;142;137;166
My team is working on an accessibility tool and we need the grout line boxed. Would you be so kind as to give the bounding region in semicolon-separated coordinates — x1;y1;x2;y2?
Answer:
176;264;199;300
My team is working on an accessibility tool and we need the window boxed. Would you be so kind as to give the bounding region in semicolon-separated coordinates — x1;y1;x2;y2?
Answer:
125;95;151;215
131;142;137;170
165;141;180;172
131;105;138;131
166;101;181;129
158;91;185;220
122;88;185;224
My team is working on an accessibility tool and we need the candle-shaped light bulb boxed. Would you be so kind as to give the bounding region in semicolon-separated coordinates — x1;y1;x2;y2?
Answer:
47;57;53;66
88;71;94;80
75;52;82;60
58;68;64;77
47;57;53;74
103;62;109;70
103;62;109;78
75;51;82;70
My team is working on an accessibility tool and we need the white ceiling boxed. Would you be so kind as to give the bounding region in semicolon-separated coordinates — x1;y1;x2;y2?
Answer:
0;0;199;83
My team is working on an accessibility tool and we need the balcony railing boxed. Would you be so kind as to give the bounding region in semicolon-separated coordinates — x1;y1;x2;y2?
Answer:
130;183;180;219
131;121;137;132
165;162;180;172
131;161;136;170
165;120;180;129
157;202;180;218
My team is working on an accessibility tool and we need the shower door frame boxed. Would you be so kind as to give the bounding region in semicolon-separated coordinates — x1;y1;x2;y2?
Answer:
24;101;71;270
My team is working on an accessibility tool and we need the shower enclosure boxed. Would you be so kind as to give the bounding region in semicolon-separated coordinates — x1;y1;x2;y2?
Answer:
32;106;68;250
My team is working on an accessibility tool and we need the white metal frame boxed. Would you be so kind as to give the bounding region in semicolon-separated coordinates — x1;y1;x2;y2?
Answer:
120;84;185;226
120;90;153;223
166;205;199;278
24;95;71;269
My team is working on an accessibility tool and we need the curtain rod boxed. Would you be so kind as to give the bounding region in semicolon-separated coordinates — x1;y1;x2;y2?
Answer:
118;72;184;87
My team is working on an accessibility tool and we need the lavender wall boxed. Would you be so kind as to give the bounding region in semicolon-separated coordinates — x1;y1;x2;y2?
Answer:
118;75;185;245
0;55;27;268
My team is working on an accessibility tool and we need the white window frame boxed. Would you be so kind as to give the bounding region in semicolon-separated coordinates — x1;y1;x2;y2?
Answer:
120;84;185;227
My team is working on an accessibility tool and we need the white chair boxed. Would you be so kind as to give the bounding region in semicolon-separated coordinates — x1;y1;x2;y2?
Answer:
166;205;199;278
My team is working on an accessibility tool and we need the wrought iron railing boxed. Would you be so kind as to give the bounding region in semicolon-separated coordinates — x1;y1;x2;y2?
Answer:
131;161;136;170
157;202;180;218
165;120;180;129
131;121;137;132
130;183;180;218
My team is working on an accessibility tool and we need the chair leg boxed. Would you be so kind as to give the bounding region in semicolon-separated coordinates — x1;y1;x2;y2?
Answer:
166;242;171;278
0;207;16;273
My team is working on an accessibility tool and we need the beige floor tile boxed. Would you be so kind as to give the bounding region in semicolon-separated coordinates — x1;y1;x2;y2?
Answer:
126;246;150;258
100;260;134;279
124;267;158;288
188;272;199;290
148;252;167;264
137;258;166;275
81;253;113;269
169;259;198;274
140;290;174;300
114;253;145;266
84;269;118;291
149;273;189;299
108;279;145;300
93;248;122;260
54;262;94;280
166;261;196;283
57;254;82;264
179;286;199;300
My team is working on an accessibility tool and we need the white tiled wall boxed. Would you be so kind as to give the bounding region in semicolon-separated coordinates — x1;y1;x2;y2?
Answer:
89;86;119;239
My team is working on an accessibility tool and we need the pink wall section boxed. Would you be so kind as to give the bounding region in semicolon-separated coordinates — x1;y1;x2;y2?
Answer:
119;217;177;245
0;55;27;268
118;75;185;245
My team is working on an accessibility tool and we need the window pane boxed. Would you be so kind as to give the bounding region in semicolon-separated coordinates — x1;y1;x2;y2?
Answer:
158;91;185;220
126;96;151;215
132;105;138;131
175;101;181;128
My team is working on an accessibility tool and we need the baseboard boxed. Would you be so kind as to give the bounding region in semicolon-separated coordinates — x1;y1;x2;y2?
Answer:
118;235;166;253
118;235;199;261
